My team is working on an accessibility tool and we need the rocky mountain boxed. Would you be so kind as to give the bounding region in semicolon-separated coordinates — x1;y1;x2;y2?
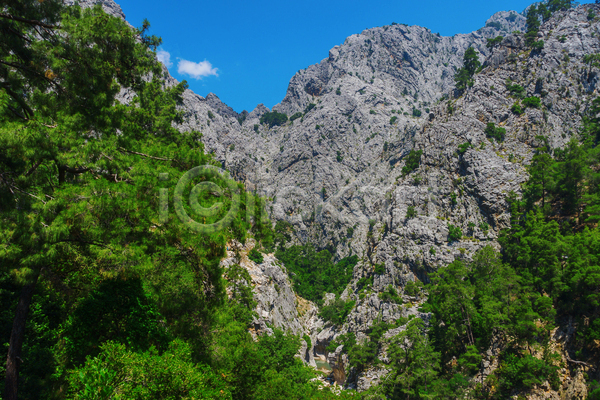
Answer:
71;0;599;396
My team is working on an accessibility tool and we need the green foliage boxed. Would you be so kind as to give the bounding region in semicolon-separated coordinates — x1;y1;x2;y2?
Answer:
357;276;374;289
248;248;264;264
486;36;504;49
406;206;417;219
303;334;312;350
511;102;524;115
260;111;288;128
523;96;541;108
485;122;506;142
318;297;355;325
450;192;458;206
275;244;358;302
336;151;344;162
401;149;423;176
404;281;420;297
497;353;559;393
304;103;316;113
69;340;231;399
525;5;541;47
457;142;472;155
289;112;303;122
447;224;462;242
374;263;386;275
412;108;422;117
379;285;403;304
390;116;398;124
454;47;480;91
506;80;525;98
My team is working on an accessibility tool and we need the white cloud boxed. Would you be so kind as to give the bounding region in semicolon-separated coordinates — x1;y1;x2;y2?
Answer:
156;50;172;68
177;59;219;79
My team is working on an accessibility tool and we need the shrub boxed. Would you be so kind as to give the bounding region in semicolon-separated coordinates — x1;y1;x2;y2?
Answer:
505;80;525;98
390;116;398;124
486;35;504;49
484;123;506;142
304;103;316;113
479;222;490;234
253;124;259;133
450;192;457;205
319;298;355;325
379;285;402;304
448;224;462;242
370;109;377;115
522;96;541;108
412;108;422;117
429;247;436;255
511;102;523;115
336;151;343;162
303;334;312;350
406;206;417;219
207;110;215;120
336;87;341;95
404;281;420;297
248;248;264;264
357;276;373;289
347;227;354;237
457;142;472;155
374;263;386;275
401;149;423;176
260;111;288;128
289;112;303;122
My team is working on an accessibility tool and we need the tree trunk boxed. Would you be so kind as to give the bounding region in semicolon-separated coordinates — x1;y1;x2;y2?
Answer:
4;271;40;400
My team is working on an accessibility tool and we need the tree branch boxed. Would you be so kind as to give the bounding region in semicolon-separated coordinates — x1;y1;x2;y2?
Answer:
0;13;59;30
118;147;173;162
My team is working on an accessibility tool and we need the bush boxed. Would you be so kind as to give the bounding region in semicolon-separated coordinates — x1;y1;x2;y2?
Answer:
319;298;355;325
401;149;423;176
448;224;462;242
486;35;504;49
374;263;386;275
336;151;343;162
404;281;420;297
357;276;373;289
522;96;541;108
390;116;398;124
505;80;525;98
304;103;316;113
511;102;523;115
406;206;417;219
457;142;472;155
412;108;422;117
260;111;288;128
303;334;312;350
450;192;458;205
248;248;264;264
379;285;402;304
484;122;506;142
289;112;303;122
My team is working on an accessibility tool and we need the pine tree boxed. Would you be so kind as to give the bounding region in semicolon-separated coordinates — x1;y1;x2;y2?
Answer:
454;47;480;91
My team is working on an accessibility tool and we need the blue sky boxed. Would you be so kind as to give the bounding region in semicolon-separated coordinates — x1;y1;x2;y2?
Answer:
116;0;589;113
